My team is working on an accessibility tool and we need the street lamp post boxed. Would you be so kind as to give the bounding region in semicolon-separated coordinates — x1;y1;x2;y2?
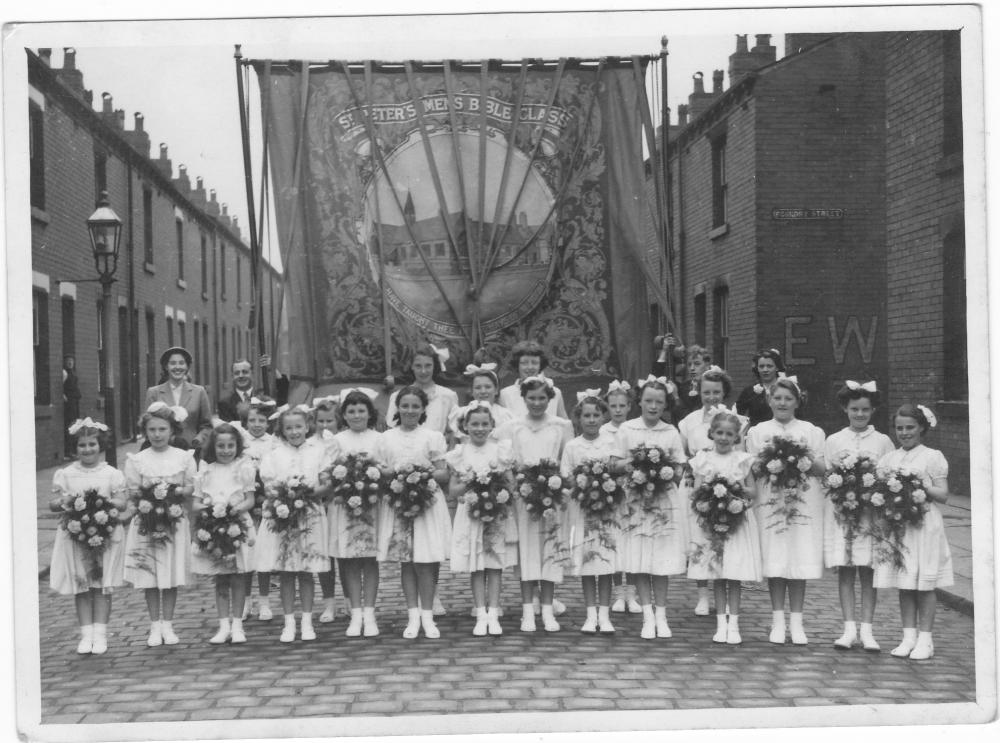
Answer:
87;191;123;467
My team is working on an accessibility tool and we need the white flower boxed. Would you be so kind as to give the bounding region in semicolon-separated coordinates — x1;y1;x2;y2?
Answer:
332;465;348;480
212;504;227;519
66;520;82;534
275;504;290;518
592;463;604;475
912;489;927;504
766;459;785;474
713;483;728;498
348;495;363;508
797;457;812;473
575;474;588;488
547;476;562;490
845;491;857;501
137;500;153;514
870;493;885;507
168;504;183;518
365;466;381;482
73;497;87;512
659;466;674;481
153;482;169;500
293;499;305;509
196;528;211;541
862;473;876;488
602;479;618;493
390;480;404;494
826;473;843;488
753;384;764;394
631;471;648;485
519;483;532;497
287;476;303;489
227;524;242;537
648;449;661;463
695;501;711;513
887;478;902;493
354;481;366;492
93;511;109;525
727;500;744;514
87;535;104;547
406;473;421;484
497;490;511;504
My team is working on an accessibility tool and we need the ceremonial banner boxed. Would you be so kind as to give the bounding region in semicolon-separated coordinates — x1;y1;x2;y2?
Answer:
255;58;657;384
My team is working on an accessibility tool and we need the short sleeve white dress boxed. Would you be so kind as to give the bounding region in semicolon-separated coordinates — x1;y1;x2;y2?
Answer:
190;456;257;575
328;428;385;559
561;433;623;577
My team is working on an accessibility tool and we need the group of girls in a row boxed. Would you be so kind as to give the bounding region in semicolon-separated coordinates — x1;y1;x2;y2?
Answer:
50;341;952;663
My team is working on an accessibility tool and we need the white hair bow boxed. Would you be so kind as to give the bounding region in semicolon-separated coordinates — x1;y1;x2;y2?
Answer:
249;396;276;409
463;362;498;376
67;417;109;435
267;403;312;422
521;374;554;390
428;343;450;366
637;375;676;394
146;401;188;423
703;365;724;375
338;387;379;404
607;380;631;394
459;399;494;417
311;395;340;408
782;375;799;390
845;380;877;393
576;388;603;403
917;404;938;429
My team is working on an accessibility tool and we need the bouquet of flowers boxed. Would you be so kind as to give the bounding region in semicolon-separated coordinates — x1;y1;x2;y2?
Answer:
59;488;120;553
515;458;566;521
751;435;813;531
824;450;880;537
870;467;931;569
328;453;384;519
135;480;186;542
386;463;438;520
627;445;680;510
566;459;626;521
691;474;753;563
262;475;322;534
193;499;253;558
456;463;512;523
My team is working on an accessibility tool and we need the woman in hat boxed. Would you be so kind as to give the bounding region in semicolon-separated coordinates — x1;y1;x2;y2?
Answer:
144;346;213;451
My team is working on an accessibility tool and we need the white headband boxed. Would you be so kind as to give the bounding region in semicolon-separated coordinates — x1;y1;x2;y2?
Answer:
576;388;603;403
338;387;379;404
845;380;877;393
67;417;109;435
463;362;498;376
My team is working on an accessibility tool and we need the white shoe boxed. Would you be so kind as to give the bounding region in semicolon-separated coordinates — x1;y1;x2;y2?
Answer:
76;625;94;654
859;623;880;652
611;585;626;613
346;609;363;637
473;609;488;637
909;632;934;660
280;617;296;643
403;608;421;639
300;614;316;641
597;606;615;634
625;585;642;613
230;619;246;644
654;607;672;638
540;605;560;632
552;598;567;616
640;606;656;639
432;596;447;616
789;613;808;645
581;608;598;634
160;621;179;645
319;598;336;623
209;618;231;644
362;608;380;637
713;616;728;643
834;621;857;650
486;608;503;636
769;611;786;645
694;594;711;616
520;606;536;632
891;628;918;657
146;621;163;647
91;624;108;654
727;615;742;645
421;610;440;639
258;602;273;622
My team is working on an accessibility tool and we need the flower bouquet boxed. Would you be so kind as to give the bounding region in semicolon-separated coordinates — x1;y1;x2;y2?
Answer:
262;475;322;534
870;467;931;569
515;458;566;521
135;480;186;542
566;459;626;521
627;445;680;511
457;463;512;524
328;453;384;519
751;435;813;531
824;451;880;549
193;499;253;558
59;488;119;552
691;474;753;564
385;463;438;520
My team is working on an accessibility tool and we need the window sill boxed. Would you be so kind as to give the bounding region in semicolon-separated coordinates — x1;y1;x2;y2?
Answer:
936;152;963;177
708;223;729;240
177;278;187;290
144;262;156;275
31;206;50;224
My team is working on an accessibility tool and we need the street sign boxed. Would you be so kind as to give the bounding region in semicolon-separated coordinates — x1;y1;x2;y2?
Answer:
772;208;845;220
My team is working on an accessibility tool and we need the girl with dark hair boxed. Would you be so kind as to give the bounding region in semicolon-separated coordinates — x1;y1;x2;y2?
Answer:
498;340;568;418
386;343;459;436
735;348;788;427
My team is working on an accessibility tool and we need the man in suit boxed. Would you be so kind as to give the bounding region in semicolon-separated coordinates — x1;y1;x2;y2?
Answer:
217;355;289;422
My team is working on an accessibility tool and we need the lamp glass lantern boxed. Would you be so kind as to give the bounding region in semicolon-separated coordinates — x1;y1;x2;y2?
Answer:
86;190;123;280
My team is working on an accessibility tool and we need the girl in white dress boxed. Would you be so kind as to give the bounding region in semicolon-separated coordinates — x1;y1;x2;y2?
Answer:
190;423;256;644
123;403;197;648
613;377;687;640
377;385;453;639
49;419;126;655
498;340;568;419
562;393;623;634
242;398;277;621
386;343;459;437
496;376;574;632
601;380;640;614
824;382;894;652
256;405;334;643
874;404;953;661
312;396;341;624
678;366;734;617
330;387;384;637
687;412;761;645
447;401;516;636
745;377;827;645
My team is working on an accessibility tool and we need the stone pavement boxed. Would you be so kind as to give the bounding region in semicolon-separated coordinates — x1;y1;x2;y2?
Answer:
32;446;981;724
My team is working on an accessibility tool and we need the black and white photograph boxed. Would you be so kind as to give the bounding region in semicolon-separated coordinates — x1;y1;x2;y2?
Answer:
3;1;996;741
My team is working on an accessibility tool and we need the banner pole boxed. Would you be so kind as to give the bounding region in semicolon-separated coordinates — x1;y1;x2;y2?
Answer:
660;36;677;338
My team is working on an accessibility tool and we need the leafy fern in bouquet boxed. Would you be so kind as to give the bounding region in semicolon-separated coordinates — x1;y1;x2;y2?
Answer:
751;435;814;531
386;463;438;520
824;451;880;558
59;488;120;556
690;474;753;566
194;499;254;558
328;453;384;520
135;480;186;542
515;458;566;521
262;475;322;534
567;459;626;522
457;463;512;523
870;467;931;569
626;445;680;511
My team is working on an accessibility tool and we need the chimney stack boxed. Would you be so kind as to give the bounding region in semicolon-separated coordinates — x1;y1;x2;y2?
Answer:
207;189;221;217
122;112;151;157
155;143;173;178
175;164;191;194
687;71;718;123
678;104;689;127
192;176;207;209
38;48;52;66
712;69;724;94
56;47;86;97
63;48;77;69
102;92;113;116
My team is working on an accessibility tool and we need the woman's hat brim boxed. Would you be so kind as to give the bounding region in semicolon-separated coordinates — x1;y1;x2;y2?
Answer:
160;346;193;368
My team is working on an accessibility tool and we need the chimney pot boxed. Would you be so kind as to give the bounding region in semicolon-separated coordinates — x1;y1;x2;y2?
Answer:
712;69;724;93
179;165;187;176
39;48;52;66
754;34;772;50
735;35;748;53
222;204;229;216
159;143;168;159
63;48;76;70
210;189;217;203
196;176;204;190
693;71;705;95
102;92;112;114
134;112;144;132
